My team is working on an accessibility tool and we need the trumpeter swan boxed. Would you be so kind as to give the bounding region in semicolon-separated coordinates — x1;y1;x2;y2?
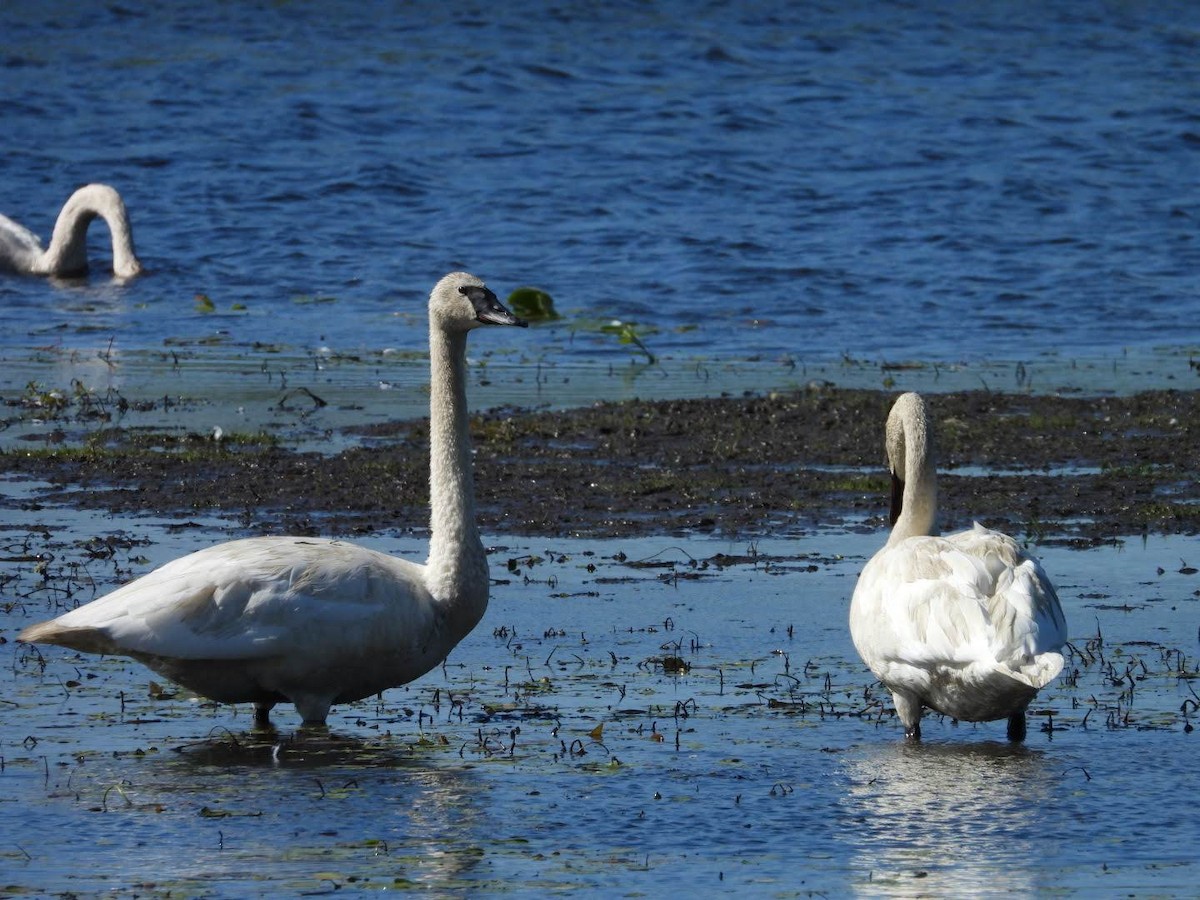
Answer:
0;183;142;278
19;272;526;725
849;392;1067;741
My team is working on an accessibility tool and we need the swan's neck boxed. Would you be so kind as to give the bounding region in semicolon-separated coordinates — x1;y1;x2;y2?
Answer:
425;325;488;631
888;408;938;545
39;186;140;278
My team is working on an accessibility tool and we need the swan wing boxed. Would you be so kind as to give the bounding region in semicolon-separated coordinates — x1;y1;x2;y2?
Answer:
852;526;1066;685
945;523;1068;683
20;537;432;662
0;213;44;272
853;536;995;668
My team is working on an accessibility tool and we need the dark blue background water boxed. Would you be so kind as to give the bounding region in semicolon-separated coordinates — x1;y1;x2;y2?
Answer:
2;0;1198;368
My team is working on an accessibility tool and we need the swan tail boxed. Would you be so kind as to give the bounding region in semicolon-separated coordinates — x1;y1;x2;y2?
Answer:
1016;650;1065;690
914;658;1059;722
18;621;122;656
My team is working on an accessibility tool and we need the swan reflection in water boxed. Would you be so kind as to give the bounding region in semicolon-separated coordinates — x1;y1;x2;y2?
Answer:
840;740;1059;896
117;728;494;892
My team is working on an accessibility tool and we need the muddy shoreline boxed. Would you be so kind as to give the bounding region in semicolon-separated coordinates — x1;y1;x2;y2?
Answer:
2;386;1198;544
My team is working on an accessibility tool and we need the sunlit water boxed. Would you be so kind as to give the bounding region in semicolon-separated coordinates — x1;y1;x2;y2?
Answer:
2;485;1197;895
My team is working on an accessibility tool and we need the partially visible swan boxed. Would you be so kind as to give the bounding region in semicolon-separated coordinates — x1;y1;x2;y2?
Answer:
19;272;527;725
0;183;142;278
849;392;1067;741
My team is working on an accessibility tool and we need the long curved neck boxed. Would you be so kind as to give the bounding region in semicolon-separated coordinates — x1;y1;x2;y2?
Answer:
424;323;487;624
40;187;140;277
888;403;938;545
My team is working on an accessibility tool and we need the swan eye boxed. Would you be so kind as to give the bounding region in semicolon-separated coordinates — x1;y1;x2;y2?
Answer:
459;284;499;315
458;285;494;304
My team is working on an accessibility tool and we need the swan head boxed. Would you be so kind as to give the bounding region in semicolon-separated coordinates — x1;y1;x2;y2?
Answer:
114;254;144;279
885;393;930;471
429;272;528;333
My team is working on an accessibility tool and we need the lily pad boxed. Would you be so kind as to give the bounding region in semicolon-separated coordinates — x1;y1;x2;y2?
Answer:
507;286;560;321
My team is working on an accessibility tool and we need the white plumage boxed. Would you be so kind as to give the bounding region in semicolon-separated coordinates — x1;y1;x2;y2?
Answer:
849;392;1067;741
0;183;142;278
19;272;527;725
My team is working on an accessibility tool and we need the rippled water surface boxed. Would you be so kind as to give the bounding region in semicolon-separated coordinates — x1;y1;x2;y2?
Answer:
3;2;1200;895
2;0;1198;396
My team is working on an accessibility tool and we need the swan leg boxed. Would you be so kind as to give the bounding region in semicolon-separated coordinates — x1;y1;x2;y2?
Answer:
1006;710;1027;742
893;692;923;740
253;701;275;727
292;693;333;727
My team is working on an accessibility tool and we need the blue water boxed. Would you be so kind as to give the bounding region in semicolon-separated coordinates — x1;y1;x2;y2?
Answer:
3;496;1199;895
2;0;1198;381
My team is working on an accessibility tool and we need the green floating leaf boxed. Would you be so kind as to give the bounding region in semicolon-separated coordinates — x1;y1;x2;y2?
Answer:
194;293;215;313
507;286;560;321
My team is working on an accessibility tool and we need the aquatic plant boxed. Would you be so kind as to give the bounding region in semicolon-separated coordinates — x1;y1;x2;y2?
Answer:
600;319;656;364
507;286;560;321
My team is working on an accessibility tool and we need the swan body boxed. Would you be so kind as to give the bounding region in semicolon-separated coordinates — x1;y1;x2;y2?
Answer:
0;183;142;278
849;392;1067;741
19;272;527;724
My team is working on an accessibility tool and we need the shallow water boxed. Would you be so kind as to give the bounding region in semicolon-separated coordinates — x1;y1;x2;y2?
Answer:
3;2;1200;895
4;341;1197;456
2;486;1198;895
2;0;1199;404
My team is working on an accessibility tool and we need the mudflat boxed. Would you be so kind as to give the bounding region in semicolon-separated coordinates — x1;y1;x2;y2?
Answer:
3;387;1197;544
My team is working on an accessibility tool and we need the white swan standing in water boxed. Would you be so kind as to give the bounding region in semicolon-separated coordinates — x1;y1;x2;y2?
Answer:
19;272;527;725
0;183;143;278
849;392;1067;741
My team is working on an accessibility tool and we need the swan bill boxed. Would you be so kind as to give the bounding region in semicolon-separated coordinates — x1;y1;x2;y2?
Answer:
888;472;905;526
459;284;528;328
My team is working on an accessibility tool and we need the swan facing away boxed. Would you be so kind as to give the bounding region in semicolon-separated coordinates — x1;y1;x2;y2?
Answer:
0;183;142;278
19;272;527;725
849;392;1067;741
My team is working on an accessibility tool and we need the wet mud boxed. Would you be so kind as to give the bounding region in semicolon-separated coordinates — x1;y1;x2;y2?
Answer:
2;386;1198;543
